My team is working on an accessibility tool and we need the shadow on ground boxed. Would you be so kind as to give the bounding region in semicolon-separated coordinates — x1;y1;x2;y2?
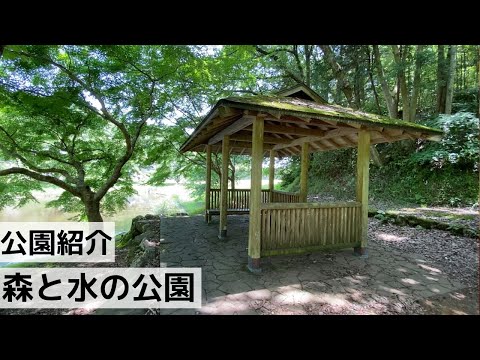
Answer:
158;215;477;315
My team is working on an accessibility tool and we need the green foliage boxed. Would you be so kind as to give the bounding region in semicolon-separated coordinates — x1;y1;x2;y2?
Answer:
369;152;477;207
1;44;478;221
137;44;479;209
411;112;479;170
0;45;207;219
452;88;479;113
44;191;85;221
0;175;43;210
141;45;276;195
279;119;478;207
277;157;300;192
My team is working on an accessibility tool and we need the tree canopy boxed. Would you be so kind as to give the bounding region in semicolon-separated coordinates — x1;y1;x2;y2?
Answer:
1;45;478;220
0;45;205;220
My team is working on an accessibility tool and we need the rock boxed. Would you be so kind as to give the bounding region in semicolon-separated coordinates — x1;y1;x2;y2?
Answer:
120;214;161;245
368;208;378;217
132;239;160;267
118;214;161;267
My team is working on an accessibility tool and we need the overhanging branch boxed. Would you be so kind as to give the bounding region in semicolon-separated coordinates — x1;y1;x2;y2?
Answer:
0;167;81;196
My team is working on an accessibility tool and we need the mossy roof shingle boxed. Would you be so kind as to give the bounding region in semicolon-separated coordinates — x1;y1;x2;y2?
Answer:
219;95;442;134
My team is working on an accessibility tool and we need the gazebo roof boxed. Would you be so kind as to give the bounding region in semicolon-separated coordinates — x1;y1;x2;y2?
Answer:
180;93;442;157
275;83;327;104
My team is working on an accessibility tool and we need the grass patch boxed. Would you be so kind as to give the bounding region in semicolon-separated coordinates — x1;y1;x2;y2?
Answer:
150;193;204;216
178;199;204;215
278;140;478;208
5;262;57;268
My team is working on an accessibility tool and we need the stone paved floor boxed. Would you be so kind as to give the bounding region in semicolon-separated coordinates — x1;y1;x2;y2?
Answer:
159;215;475;315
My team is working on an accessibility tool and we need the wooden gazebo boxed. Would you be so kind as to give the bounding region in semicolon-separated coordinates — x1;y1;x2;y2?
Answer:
180;85;442;272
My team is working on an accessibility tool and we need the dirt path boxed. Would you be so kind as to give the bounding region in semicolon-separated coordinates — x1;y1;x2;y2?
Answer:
369;219;479;314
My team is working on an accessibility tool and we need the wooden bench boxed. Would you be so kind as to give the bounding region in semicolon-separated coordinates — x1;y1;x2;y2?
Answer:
206;208;250;223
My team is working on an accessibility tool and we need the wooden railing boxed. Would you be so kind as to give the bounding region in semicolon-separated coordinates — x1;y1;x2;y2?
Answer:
260;202;362;256
271;190;302;203
209;189;270;210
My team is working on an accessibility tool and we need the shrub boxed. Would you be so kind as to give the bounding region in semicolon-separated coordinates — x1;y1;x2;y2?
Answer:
412;112;479;170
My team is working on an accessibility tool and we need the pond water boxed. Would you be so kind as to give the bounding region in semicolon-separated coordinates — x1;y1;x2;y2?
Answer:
0;179;274;266
0;179;276;229
0;182;198;233
0;182;200;267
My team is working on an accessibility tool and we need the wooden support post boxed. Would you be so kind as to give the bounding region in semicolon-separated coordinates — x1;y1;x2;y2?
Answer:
205;144;212;223
354;129;370;256
219;135;230;239
268;150;275;202
248;116;264;272
300;142;309;202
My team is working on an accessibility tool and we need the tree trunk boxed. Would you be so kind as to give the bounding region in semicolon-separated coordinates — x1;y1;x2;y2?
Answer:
373;45;398;118
334;78;343;104
353;46;361;109
82;187;103;222
320;45;356;108
370;146;383;167
304;45;312;87
353;46;366;109
445;45;457;114
462;47;466;90
354;62;363;109
477;45;480;119
366;46;382;114
409;45;424;122
228;159;235;190
230;170;235;190
436;45;447;114
458;47;462;90
322;45;382;167
392;45;410;121
85;200;103;222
